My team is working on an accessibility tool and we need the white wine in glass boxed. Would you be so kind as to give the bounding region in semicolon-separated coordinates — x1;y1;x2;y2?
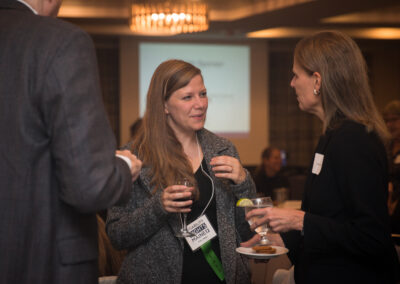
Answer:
245;197;273;245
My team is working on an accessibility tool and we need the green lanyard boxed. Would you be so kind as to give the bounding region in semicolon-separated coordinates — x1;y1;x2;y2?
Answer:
200;240;225;281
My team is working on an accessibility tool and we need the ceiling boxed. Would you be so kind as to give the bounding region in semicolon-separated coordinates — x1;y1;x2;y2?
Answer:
59;0;400;39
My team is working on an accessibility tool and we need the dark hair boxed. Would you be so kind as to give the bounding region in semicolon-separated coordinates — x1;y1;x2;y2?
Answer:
129;118;143;139
261;146;280;160
255;146;281;176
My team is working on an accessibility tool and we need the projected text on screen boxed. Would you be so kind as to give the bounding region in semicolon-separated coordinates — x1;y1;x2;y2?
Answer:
139;42;250;137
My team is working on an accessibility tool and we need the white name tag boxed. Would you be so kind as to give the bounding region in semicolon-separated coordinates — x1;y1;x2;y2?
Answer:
312;153;324;175
185;215;217;251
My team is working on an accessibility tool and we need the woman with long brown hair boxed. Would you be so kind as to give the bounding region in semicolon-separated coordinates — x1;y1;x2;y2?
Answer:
246;31;399;283
106;59;256;284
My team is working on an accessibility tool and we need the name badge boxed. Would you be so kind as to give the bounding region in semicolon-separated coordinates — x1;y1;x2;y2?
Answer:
185;215;217;251
312;153;324;175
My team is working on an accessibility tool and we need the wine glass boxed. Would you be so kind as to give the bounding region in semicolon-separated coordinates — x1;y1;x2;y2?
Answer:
245;197;273;245
175;179;197;238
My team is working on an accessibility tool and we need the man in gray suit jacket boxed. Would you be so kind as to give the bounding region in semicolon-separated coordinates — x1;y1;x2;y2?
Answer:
0;0;141;283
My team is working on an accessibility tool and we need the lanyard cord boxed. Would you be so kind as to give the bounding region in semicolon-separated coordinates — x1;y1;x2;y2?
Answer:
196;134;215;217
179;134;215;227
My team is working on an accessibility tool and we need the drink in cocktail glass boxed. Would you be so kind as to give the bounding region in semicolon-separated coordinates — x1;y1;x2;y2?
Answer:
245;197;273;245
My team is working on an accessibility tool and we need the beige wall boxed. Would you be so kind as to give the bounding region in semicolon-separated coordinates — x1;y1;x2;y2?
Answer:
119;38;269;165
119;38;139;146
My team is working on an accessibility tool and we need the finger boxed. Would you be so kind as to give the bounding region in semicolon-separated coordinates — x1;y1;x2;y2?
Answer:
116;149;128;155
269;220;288;233
246;207;269;219
240;234;260;247
162;197;192;212
164;206;191;213
172;199;193;208
250;215;270;231
213;172;235;180
166;191;193;203
210;156;231;166
211;165;232;173
165;185;192;194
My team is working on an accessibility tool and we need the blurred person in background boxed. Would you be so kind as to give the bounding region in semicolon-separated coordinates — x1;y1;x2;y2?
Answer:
383;100;400;249
383;100;400;174
254;146;289;201
106;59;256;284
245;31;399;283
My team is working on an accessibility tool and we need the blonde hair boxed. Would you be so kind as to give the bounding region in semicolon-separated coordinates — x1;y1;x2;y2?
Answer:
294;30;390;144
132;59;202;190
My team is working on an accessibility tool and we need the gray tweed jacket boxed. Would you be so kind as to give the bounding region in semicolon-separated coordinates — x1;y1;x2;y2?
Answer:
106;128;256;284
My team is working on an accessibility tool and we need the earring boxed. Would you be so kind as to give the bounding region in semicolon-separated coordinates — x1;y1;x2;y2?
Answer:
313;89;320;95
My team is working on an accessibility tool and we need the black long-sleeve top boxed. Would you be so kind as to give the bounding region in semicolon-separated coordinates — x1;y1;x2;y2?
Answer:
282;120;400;284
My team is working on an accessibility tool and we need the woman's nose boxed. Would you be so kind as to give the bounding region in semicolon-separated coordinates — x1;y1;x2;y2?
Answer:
194;96;206;108
290;77;295;87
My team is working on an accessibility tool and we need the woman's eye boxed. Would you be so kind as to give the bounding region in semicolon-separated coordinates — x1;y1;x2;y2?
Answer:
200;92;207;97
182;96;191;100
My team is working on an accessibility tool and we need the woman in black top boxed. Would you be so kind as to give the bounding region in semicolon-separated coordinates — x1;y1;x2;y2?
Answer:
246;31;400;283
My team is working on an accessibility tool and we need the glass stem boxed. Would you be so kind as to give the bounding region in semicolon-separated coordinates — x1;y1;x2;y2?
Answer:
182;213;188;232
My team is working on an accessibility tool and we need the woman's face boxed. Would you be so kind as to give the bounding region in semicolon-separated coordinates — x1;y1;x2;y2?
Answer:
164;74;208;137
290;59;323;118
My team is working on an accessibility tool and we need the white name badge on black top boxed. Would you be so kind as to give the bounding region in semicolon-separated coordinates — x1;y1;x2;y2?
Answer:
185;215;217;251
312;153;324;175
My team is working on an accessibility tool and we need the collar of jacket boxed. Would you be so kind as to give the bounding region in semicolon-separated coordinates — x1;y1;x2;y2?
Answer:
138;128;229;193
0;0;32;12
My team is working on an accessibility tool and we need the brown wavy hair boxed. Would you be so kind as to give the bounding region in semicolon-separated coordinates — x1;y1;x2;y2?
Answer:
294;30;390;144
132;59;202;190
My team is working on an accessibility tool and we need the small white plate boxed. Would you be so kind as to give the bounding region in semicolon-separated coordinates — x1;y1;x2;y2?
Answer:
236;246;289;259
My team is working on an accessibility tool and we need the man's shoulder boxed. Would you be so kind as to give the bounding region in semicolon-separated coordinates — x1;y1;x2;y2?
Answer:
35;16;88;40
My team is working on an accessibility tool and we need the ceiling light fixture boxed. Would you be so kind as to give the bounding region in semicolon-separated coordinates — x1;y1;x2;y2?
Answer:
130;1;209;36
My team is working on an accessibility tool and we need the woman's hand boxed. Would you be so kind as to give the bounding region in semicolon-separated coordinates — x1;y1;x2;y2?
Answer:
240;232;285;248
210;155;246;185
161;185;194;213
240;234;261;247
246;207;305;233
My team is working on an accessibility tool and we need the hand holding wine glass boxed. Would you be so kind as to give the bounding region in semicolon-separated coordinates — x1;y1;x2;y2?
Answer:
243;197;274;245
161;181;194;213
175;178;198;238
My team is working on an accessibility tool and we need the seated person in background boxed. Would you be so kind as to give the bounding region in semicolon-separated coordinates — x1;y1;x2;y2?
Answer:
254;147;289;200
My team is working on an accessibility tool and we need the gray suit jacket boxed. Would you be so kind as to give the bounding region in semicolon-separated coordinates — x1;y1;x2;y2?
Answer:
107;129;256;284
0;1;132;283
